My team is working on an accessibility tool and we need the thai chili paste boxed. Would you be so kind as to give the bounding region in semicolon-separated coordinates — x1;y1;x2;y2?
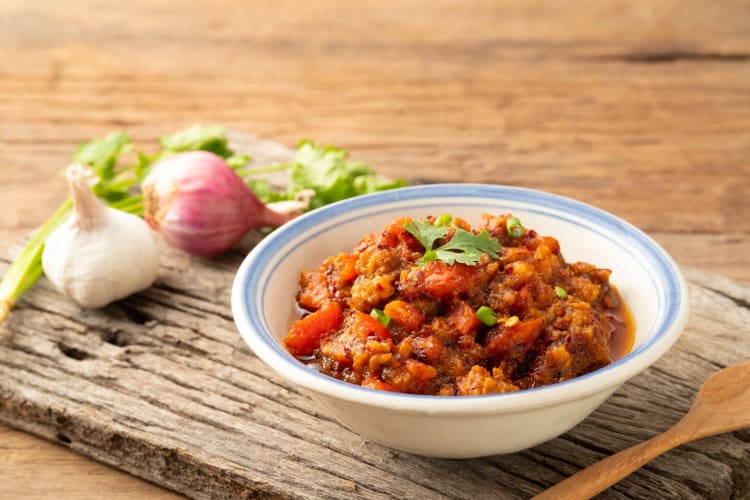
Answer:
284;213;634;396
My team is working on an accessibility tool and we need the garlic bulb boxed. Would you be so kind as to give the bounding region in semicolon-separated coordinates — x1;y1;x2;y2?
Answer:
42;165;160;308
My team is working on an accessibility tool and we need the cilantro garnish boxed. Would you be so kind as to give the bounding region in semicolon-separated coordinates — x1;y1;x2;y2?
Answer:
287;141;408;209
405;217;501;265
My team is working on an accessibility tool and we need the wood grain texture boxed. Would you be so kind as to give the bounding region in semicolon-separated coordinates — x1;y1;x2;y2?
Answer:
1;134;750;499
1;244;749;499
1;0;749;497
533;361;750;499
0;425;181;499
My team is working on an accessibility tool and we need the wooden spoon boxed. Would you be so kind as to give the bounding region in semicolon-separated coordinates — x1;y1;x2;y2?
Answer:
533;361;750;500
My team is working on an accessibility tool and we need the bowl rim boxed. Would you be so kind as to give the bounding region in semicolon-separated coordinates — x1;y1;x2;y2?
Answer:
232;184;690;415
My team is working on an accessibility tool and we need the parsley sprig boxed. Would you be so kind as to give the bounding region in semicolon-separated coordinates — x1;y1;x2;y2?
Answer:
405;217;501;265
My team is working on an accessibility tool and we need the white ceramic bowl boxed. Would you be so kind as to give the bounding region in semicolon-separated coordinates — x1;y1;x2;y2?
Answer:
231;184;689;458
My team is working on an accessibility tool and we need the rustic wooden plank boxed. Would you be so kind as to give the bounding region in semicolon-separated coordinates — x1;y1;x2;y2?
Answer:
0;130;748;498
1;253;748;499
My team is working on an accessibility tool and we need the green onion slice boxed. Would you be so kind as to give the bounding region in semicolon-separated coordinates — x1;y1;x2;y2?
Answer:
476;306;498;326
506;216;525;238
371;308;391;327
554;286;567;300
436;213;453;226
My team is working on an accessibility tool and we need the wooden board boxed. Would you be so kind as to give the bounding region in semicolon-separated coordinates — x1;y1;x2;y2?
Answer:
1;135;749;499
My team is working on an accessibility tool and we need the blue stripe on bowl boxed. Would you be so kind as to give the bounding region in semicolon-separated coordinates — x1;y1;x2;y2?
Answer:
235;184;685;403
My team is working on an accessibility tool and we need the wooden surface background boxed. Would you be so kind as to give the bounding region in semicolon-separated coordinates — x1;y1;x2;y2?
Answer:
0;0;748;498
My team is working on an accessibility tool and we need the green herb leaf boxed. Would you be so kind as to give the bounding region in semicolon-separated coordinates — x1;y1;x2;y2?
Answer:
352;174;408;195
160;124;234;158
288;140;407;209
225;154;251;170
434;228;500;265
554;286;567;300
405;219;450;258
406;218;501;266
74;132;132;181
246;178;294;203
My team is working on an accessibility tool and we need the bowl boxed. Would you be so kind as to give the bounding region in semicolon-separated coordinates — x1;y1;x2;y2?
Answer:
231;184;689;458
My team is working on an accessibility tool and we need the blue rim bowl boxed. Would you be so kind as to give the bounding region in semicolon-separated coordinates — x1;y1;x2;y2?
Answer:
231;184;689;456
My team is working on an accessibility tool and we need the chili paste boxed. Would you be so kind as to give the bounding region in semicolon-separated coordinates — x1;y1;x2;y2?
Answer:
284;214;634;396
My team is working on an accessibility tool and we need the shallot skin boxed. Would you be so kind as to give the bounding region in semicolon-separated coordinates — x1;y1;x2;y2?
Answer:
142;151;294;257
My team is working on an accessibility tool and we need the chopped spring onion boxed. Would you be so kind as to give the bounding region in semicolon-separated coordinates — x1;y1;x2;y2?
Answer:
370;308;391;327
436;213;453;226
476;306;498;326
554;286;567;300
506;216;525;238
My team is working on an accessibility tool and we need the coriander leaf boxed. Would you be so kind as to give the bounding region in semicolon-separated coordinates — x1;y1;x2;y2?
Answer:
422;249;438;262
288;140;407;209
353;174;409;195
407;218;501;266
133;151;158;184
289;141;356;208
295;140;347;166
226;154;251;170
160;124;234;158
246;178;294;203
74;132;131;181
435;229;500;261
405;219;449;254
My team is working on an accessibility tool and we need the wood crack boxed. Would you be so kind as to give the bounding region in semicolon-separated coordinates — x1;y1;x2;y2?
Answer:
702;285;750;311
591;51;750;64
558;433;611;458
684;350;727;372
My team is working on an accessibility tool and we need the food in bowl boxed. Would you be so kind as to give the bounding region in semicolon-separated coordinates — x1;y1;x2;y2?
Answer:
284;213;634;395
232;184;689;457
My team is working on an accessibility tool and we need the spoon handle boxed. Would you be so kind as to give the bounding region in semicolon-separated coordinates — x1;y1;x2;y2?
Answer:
532;426;690;500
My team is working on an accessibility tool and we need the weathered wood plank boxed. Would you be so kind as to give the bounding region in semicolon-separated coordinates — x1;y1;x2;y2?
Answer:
1;259;748;499
0;134;748;499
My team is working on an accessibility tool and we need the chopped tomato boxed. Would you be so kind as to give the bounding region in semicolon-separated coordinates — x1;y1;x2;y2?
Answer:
285;301;344;357
384;299;424;332
381;217;421;250
336;253;359;283
297;270;329;310
485;317;544;357
422;261;475;299
409;335;443;364
362;376;398;392
351;311;392;341
446;300;481;335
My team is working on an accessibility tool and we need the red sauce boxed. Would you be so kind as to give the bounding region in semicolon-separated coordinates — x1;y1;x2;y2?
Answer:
284;213;635;396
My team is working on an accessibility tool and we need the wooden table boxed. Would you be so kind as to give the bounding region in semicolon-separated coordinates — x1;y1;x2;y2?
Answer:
1;1;748;498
